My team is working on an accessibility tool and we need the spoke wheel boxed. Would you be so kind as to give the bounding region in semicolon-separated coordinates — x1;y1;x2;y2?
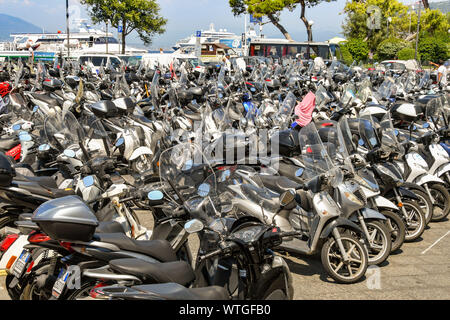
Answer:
321;234;368;284
402;201;426;242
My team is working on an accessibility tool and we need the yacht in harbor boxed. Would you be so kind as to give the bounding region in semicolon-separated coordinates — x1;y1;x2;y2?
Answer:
0;19;147;60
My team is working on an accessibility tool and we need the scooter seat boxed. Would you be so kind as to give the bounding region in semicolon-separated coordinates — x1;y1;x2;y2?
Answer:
29;93;60;106
93;233;177;263
182;110;202;121
241;184;280;211
15;173;58;189
0;137;19;150
259;175;301;194
130;283;229;300
96;221;125;234
109;258;195;286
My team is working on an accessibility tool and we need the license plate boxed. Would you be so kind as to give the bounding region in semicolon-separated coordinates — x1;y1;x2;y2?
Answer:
52;269;70;299
12;250;31;278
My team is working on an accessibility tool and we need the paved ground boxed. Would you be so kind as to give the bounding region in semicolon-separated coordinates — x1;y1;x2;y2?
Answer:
1;212;449;300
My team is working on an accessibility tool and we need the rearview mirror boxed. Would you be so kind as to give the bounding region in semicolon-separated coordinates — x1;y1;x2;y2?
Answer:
147;190;164;201
198;183;211;197
184;219;204;234
115;137;125;147
38;144;50;152
64;149;76;158
12;124;21;131
82;176;95;188
280;190;296;207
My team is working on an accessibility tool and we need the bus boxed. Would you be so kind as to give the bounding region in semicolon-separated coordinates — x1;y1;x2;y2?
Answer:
247;39;342;61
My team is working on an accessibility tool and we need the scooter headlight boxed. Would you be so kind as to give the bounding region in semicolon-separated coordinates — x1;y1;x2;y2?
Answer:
344;191;364;206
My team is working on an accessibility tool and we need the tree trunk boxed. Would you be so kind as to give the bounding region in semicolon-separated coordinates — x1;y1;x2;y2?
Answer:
121;19;126;55
299;1;313;42
267;13;293;41
421;0;429;9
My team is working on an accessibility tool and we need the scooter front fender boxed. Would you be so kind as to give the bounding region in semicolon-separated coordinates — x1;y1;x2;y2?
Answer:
320;217;365;240
436;163;450;178
360;208;387;220
374;195;398;211
414;174;445;186
129;147;153;161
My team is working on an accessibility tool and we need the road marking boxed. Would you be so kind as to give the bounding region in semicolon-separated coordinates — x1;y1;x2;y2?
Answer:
421;231;450;255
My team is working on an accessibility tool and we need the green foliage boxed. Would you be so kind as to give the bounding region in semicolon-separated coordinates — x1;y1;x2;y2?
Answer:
81;0;167;53
377;38;411;60
345;38;369;62
342;0;450;52
418;36;449;63
228;0;335;41
338;41;354;65
397;48;416;60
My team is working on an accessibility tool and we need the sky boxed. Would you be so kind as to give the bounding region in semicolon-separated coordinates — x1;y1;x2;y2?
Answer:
0;0;443;49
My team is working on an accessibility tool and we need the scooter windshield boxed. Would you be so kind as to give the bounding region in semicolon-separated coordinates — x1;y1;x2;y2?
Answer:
426;97;448;130
44;111;84;150
151;70;160;109
159;143;216;205
358;115;380;150
357;78;372;103
315;85;332;107
418;71;430;90
299;122;343;186
380;113;405;156
376;77;396;100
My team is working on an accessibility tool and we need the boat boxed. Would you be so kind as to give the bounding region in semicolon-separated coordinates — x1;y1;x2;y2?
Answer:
0;19;146;61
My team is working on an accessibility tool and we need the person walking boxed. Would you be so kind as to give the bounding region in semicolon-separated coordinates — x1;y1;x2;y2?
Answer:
437;60;448;89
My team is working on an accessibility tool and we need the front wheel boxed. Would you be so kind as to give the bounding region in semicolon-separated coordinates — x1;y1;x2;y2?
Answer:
131;155;152;174
380;210;406;253
321;233;368;284
365;220;392;266
402;200;426;242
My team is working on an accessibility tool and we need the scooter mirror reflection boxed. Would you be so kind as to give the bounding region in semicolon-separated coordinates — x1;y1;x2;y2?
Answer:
184;219;204;234
280;190;296;207
38;144;50;152
148;190;164;201
64;149;76;158
198;183;210;197
295;168;304;177
115;137;125;147
12;124;21;131
19;134;32;142
82;176;95;188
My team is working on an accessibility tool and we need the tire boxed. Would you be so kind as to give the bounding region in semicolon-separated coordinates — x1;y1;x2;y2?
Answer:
5;274;21;300
65;281;97;300
321;233;368;284
365;220;392;266
428;183;450;222
380;210;406;253
0;215;16;241
131;155;152;174
412;190;433;225
402;200;426;242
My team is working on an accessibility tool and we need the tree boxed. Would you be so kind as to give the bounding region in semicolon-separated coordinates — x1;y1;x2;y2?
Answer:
229;0;295;40
229;0;335;42
342;0;450;53
81;0;167;54
422;0;429;10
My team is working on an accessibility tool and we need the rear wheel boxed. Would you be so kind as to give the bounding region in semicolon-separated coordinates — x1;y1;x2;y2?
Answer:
321;233;368;284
